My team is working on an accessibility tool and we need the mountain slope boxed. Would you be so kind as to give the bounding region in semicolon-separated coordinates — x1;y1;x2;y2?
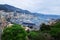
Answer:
0;4;31;14
0;4;60;19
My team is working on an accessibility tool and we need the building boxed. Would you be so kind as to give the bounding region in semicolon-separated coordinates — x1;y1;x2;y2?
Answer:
22;22;39;30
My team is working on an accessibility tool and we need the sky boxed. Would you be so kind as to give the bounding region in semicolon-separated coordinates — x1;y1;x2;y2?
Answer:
0;0;60;15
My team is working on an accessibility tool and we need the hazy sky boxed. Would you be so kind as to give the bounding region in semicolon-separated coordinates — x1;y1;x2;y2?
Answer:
0;0;60;15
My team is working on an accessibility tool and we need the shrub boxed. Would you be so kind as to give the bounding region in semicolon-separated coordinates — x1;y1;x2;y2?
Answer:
2;24;27;40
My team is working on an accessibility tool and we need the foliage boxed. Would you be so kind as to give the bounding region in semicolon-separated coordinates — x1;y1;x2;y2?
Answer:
40;23;51;32
2;19;60;40
28;31;42;40
2;24;27;40
39;21;60;40
49;22;60;40
53;22;60;28
28;31;52;40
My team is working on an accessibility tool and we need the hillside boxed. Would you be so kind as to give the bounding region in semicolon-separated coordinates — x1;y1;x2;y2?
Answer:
0;4;60;25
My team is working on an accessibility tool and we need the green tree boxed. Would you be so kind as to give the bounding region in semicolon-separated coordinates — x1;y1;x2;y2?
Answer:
28;31;52;40
40;23;51;32
2;24;27;40
49;22;60;40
